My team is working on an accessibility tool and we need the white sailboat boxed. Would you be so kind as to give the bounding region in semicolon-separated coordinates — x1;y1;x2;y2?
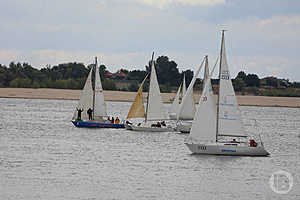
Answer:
177;75;196;121
176;55;217;133
126;53;174;132
72;57;124;128
169;74;187;120
185;31;269;156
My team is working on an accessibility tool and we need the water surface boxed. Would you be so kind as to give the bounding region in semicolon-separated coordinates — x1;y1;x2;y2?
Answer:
0;98;299;199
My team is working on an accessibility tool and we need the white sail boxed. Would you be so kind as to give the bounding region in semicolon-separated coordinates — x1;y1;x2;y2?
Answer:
73;68;94;120
217;32;244;137
146;60;166;120
94;63;107;119
177;58;205;120
178;89;195;120
182;73;187;97
188;76;216;142
169;83;181;115
203;56;210;90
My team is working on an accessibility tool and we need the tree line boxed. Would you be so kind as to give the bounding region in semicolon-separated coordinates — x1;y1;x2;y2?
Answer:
0;56;194;92
0;56;299;97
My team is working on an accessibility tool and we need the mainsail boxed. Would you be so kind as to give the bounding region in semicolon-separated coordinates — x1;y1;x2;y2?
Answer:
73;67;94;120
146;57;166;120
217;31;244;137
169;83;182;116
127;75;148;118
94;59;107;119
182;73;186;98
177;58;205;120
203;56;210;89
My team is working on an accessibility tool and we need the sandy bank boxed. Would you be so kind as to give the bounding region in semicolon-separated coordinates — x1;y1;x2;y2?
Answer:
1;88;300;108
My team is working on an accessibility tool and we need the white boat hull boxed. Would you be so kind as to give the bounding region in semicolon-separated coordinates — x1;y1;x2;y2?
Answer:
177;121;192;133
169;113;177;120
127;124;175;132
125;123;133;130
185;142;270;156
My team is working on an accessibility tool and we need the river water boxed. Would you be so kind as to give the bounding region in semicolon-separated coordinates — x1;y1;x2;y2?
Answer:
0;98;299;200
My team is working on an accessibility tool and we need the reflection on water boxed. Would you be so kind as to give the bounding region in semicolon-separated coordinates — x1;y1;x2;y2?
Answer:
0;98;299;200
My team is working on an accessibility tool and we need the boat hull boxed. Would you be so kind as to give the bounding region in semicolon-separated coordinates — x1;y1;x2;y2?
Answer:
127;124;175;132
124;123;133;130
176;121;192;133
185;142;270;156
72;120;125;128
169;113;177;120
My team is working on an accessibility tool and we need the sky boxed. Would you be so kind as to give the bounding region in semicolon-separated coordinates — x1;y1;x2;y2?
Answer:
0;0;300;81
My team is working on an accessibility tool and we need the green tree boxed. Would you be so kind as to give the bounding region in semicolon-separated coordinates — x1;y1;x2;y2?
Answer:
182;70;193;88
146;56;181;86
233;78;246;92
265;77;279;88
102;79;117;90
128;82;139;92
245;74;260;87
9;78;32;88
99;64;107;79
128;70;147;82
236;71;247;81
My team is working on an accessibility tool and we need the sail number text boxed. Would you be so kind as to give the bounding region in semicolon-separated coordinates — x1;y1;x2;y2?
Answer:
197;146;207;150
221;70;230;80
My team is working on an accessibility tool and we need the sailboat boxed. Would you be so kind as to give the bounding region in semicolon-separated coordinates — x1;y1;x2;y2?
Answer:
185;31;269;156
71;57;125;128
168;74;187;120
126;53;174;132
125;74;148;130
177;55;217;133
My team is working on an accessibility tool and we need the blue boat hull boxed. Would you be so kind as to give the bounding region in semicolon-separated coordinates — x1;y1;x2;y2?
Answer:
72;120;125;128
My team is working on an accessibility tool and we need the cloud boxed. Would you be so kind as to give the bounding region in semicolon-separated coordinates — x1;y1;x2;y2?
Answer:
130;0;224;8
0;0;300;81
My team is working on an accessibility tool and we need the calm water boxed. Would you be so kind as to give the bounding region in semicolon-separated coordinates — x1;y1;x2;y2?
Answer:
0;98;299;200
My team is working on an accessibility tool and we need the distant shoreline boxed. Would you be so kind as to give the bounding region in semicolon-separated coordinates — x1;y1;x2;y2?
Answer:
1;88;300;108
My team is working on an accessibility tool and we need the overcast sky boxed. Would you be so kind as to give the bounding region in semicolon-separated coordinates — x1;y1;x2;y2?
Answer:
1;0;300;81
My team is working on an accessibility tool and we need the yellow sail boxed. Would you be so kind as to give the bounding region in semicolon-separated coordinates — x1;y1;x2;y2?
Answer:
127;75;148;118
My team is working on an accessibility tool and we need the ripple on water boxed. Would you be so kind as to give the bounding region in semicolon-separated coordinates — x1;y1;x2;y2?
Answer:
0;99;299;200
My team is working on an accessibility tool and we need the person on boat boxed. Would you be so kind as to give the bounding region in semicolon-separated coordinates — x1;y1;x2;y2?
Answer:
231;138;238;143
156;122;161;127
111;117;114;124
250;139;257;147
76;108;83;120
161;121;166;126
87;108;93;120
115;117;120;124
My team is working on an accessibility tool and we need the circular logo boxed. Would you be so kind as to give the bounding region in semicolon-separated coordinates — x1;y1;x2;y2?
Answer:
269;170;293;194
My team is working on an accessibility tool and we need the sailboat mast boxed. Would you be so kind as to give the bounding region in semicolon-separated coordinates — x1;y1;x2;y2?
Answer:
182;73;185;97
145;52;154;123
92;57;97;120
216;30;225;142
